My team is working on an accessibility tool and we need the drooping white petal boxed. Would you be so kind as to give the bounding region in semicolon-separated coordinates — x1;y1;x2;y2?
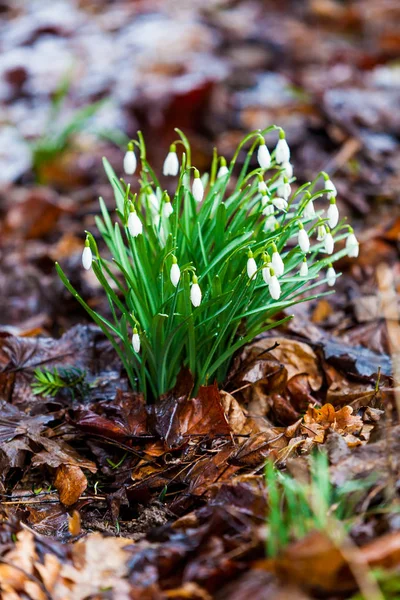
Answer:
163;201;173;218
132;332;140;353
324;232;334;254
170;263;181;287
317;225;326;241
163;151;179;176
269;275;281;299
258;180;268;193
217;165;229;178
324;178;337;197
128;211;143;237
277;181;291;200
346;232;359;257
300;260;308;277
247;257;257;279
263;203;274;216
82;246;92;270
262;264;272;284
257;143;271;169
272;251;284;276
298;228;310;253
327;203;339;229
192;177;204;203
264;216;278;232
327;266;336;287
304;200;316;220
272;197;288;211
148;192;160;214
124;150;137;175
275;138;290;164
190;282;202;307
282;162;293;178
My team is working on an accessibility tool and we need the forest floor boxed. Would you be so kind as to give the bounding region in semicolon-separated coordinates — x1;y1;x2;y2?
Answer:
0;1;400;598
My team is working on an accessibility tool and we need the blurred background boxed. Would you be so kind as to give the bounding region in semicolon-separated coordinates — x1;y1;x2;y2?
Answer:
0;0;399;344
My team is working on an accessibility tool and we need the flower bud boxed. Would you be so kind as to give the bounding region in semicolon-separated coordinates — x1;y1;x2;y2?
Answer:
271;244;284;276
275;131;290;164
327;265;336;287
82;238;92;271
300;257;308;277
128;207;143;237
170;256;180;287
190;275;202;307
163;144;179;176
247;250;257;279
327;197;339;229
346;228;359;257
298;224;310;253
324;228;334;254
123;143;137;175
217;157;229;178
268;268;281;299
132;327;140;353
257;139;271;169
192;169;204;203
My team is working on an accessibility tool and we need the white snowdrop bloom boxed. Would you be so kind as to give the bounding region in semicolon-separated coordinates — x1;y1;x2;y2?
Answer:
264;216;278;232
128;210;143;237
324;230;334;254
263;203;274;216
282;162;293;178
272;197;288;211
277;180;291;200
304;198;316;220
218;158;229;178
317;224;326;241
324;177;337;197
327;265;336;287
262;264;272;284
275;134;290;164
261;192;269;208
247;252;257;279
123;145;137;175
132;328;140;353
300;258;308;277
170;258;180;287
148;191;160;214
272;247;284;276
257;140;271;169
298;226;310;253
82;242;92;271
269;269;281;300
192;171;204;203
327;199;339;229
163;200;173;218
190;276;202;307
346;229;359;257
258;179;268;194
163;144;179;176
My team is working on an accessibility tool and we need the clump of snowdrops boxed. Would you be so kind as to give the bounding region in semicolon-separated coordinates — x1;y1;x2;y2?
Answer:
57;126;359;402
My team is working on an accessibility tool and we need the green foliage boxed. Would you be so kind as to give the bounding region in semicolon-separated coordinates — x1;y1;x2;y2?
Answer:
57;127;356;401
32;366;88;399
265;452;368;557
351;568;400;600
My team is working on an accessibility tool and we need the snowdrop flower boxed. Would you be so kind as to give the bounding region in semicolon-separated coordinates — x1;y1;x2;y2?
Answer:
346;227;359;257
170;256;181;287
268;267;281;300
192;169;204;203
324;227;334;254
298;223;310;253
257;138;271;169
264;216;278;232
128;207;143;237
327;197;339;229
258;174;268;194
262;253;272;284
323;172;337;197
190;275;202;307
271;244;284;276
300;257;308;277
282;162;293;179
263;203;274;216
277;177;291;200
123;142;137;175
82;238;93;271
317;223;326;241
132;327;140;353
275;130;290;164
303;192;316;220
217;157;229;178
163;198;173;218
163;144;179;176
247;250;257;279
326;264;336;287
147;190;160;214
272;197;288;211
